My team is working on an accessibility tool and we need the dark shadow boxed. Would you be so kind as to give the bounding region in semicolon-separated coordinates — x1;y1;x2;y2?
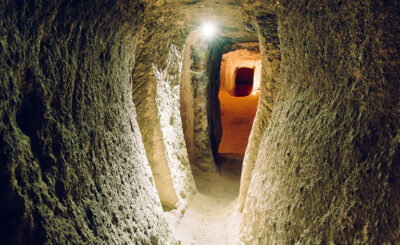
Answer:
234;67;254;97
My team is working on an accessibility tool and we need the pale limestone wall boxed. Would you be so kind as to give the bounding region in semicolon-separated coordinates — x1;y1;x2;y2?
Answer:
132;3;197;211
241;1;400;243
180;32;219;172
153;44;197;211
239;16;281;211
0;0;174;243
180;32;197;167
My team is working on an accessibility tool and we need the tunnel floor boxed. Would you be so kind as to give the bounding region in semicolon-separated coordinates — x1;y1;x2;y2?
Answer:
168;154;243;244
218;90;259;153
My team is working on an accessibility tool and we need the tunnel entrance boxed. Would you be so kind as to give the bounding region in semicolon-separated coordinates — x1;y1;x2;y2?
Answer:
174;43;261;243
218;44;260;155
234;67;254;97
175;34;262;243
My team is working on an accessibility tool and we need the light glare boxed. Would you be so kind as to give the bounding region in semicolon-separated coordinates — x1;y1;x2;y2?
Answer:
201;22;217;38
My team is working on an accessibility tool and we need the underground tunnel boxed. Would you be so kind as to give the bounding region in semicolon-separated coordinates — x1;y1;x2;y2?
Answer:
1;0;399;244
218;43;261;155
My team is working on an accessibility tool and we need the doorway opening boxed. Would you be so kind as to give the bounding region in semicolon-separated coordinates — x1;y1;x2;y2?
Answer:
235;67;254;97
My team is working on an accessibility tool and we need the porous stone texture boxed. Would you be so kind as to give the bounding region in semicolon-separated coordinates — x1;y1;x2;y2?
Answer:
206;40;225;166
153;44;197;211
132;1;197;211
193;37;219;171
180;32;197;168
239;16;280;211
3;0;398;244
241;0;400;244
180;32;219;172
0;0;174;244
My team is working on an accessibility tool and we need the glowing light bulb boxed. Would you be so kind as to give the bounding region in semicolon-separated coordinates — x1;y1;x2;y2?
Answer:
200;21;217;38
252;91;257;95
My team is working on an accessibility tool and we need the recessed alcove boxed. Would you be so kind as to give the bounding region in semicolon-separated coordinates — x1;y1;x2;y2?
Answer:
219;43;261;97
235;67;254;97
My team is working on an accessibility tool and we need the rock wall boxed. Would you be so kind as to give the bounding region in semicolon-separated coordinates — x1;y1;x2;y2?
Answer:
132;1;196;211
180;33;219;172
180;32;197;169
239;16;280;211
0;0;173;243
241;0;400;243
206;41;224;167
153;44;197;210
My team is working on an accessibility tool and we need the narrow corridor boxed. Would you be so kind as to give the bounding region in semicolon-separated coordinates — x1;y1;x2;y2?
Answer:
218;91;259;154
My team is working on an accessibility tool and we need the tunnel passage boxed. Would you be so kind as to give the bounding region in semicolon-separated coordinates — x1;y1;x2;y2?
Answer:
218;87;259;154
1;0;399;244
234;67;254;97
218;44;261;154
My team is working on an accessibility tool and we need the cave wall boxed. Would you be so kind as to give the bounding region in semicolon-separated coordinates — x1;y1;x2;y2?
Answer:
241;0;400;243
132;1;196;211
157;0;259;174
206;41;224;166
154;44;197;210
239;15;280;211
180;32;220;172
3;0;398;244
180;32;197;168
0;0;174;243
180;33;220;172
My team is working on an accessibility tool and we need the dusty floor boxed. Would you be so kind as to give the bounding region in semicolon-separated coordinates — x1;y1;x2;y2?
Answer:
218;90;259;153
166;154;243;245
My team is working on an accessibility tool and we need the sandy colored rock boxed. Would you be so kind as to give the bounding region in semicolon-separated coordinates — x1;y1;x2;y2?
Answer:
1;0;399;244
239;16;281;212
183;33;219;171
132;1;197;211
0;0;174;243
241;1;400;244
171;154;243;245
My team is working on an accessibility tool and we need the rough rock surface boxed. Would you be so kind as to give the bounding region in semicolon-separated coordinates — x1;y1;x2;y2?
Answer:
180;32;219;172
241;0;400;243
239;16;280;211
0;0;174;243
131;0;259;209
2;0;399;244
206;40;225;167
154;44;197;211
132;1;197;211
180;32;197;169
